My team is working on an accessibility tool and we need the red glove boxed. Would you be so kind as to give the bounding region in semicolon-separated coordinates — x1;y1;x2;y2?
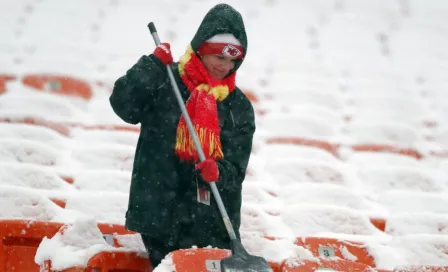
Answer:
153;43;173;65
196;159;219;183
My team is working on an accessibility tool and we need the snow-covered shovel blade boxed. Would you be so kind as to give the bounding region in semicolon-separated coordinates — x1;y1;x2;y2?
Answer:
220;240;272;272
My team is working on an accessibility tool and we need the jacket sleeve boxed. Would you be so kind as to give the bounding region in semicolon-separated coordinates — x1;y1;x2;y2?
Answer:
216;93;256;191
109;55;167;124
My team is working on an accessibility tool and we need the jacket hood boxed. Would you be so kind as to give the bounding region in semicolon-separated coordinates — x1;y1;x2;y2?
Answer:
190;3;247;74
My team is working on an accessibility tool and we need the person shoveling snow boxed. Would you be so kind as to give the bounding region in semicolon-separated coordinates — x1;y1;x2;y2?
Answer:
110;3;271;271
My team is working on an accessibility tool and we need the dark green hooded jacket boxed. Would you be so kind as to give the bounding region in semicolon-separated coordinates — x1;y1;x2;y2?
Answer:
109;4;255;248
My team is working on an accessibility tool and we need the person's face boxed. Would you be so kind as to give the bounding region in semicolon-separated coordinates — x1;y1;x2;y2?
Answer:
201;55;237;80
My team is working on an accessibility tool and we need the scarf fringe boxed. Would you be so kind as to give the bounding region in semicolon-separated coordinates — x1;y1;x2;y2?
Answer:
175;45;235;162
175;122;224;162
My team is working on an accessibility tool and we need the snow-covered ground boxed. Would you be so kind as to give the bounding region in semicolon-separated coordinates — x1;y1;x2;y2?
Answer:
1;0;448;271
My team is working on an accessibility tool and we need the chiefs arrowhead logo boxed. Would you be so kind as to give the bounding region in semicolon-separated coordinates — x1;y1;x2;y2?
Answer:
222;44;242;58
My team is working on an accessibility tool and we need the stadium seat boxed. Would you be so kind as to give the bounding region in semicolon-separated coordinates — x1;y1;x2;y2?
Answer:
0;217;137;272
346;95;430;127
257;143;339;163
351;144;423;160
277;183;377;210
0;220;63;272
71;127;139;147
0;163;74;191
0;117;70;136
355;165;443;193
80;124;140;133
343;120;422;148
0;139;65;167
265;137;340;157
241;203;294;238
0;95;85;123
267;89;344;112
242;89;259;103
71;144;135;172
170;248;230;272
295;237;376;267
72;169;131;192
22;74;93;100
280;205;384;236
345;151;421;168
378;191;448;214
0;74;15;94
385;213;448;235
86;251;151;272
63;192;129;225
280;257;373;271
259;113;339;141
393;266;448;272
0;123;68;149
265;158;356;187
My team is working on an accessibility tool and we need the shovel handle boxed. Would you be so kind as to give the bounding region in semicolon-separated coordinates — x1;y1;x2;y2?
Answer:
147;22;238;241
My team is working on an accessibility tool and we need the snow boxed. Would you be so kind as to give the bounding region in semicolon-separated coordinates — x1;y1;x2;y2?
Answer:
1;0;448;271
34;218;113;270
152;254;175;272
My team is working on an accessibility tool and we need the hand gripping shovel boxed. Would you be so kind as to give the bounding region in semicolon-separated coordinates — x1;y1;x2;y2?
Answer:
148;22;272;272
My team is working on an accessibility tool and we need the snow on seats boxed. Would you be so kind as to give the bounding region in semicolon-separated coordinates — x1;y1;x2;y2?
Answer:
386;213;448;235
281;257;373;271
64;192;128;225
240;203;294;238
280;204;384;236
294;236;376;268
342;120;423;148
387;235;448;267
0;185;64;221
277;183;386;217
0;139;68;167
346;151;422;168
0;163;74;191
72;169;131;192
242;182;282;207
0;90;88;123
70;143;135;172
257;143;339;163
70;127;139;147
378;191;448;215
346;94;431;126
0;122;68;149
258;112;340;141
20;57;97;80
266;89;345;112
35;217;150;271
265;157;358;187
355;165;444;194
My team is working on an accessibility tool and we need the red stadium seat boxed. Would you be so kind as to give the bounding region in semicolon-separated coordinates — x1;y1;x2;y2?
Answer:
171;248;230;272
352;144;423;160
394;266;448;272
0;74;16;94
266;137;340;157
281;257;373;271
0;117;70;136
0;220;63;272
295;237;376;267
86;251;151;272
22;74;93;100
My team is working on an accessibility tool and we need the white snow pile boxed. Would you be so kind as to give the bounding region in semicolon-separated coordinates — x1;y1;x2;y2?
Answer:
34;218;111;270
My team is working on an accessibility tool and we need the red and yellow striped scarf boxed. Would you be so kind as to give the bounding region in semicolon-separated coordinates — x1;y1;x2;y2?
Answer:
175;46;236;162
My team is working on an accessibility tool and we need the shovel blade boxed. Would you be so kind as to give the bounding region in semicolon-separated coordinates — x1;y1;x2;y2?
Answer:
220;239;272;272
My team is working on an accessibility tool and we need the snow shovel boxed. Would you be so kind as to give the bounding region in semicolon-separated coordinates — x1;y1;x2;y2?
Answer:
148;22;273;272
